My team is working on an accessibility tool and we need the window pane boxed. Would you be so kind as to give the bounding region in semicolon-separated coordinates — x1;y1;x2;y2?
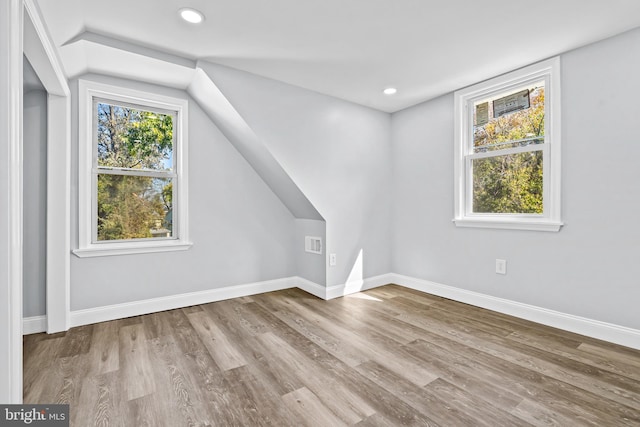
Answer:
96;102;173;171
97;174;173;241
472;150;543;214
473;82;545;153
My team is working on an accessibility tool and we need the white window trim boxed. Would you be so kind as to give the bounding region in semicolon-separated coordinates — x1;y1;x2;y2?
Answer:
453;57;562;232
74;80;191;257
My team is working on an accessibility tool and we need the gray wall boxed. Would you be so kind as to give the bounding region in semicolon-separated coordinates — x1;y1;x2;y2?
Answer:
70;75;297;310
23;88;47;317
295;219;326;285
391;27;640;330
207;64;392;287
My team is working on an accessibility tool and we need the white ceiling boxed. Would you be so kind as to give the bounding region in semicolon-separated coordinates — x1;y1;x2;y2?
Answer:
35;0;640;112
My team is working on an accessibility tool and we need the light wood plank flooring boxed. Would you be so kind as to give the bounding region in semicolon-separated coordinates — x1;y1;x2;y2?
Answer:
24;285;640;426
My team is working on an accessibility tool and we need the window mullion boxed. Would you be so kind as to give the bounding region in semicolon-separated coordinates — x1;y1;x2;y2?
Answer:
94;167;176;179
468;144;544;160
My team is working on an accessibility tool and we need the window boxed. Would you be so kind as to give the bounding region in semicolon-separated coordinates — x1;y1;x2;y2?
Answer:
454;57;562;231
74;80;191;257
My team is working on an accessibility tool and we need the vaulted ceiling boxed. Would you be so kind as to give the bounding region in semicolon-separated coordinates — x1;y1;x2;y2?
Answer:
35;0;640;112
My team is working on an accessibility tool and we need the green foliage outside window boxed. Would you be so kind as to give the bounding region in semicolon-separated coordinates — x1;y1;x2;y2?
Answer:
96;103;174;241
472;87;545;214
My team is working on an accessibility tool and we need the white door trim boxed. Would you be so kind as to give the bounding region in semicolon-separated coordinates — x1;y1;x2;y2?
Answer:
0;0;24;404
23;0;71;333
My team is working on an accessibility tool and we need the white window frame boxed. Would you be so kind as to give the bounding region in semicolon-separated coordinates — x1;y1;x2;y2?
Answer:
74;80;191;257
453;57;562;232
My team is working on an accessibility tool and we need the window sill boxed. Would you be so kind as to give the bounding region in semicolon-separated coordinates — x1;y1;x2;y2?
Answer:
73;240;193;258
453;218;563;232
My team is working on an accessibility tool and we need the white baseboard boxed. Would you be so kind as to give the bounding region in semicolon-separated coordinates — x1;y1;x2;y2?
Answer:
389;273;640;351
23;316;47;335
25;272;640;350
70;277;297;328
296;273;392;300
296;277;328;299
29;274;390;332
326;273;395;300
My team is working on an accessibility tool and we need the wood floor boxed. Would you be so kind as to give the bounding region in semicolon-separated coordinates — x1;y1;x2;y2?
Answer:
24;285;640;426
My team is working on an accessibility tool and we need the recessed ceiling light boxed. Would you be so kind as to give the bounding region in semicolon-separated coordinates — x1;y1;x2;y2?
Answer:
383;87;397;95
179;8;205;24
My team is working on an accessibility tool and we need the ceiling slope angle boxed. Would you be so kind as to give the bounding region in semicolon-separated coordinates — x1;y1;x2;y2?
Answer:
189;63;324;221
58;31;323;220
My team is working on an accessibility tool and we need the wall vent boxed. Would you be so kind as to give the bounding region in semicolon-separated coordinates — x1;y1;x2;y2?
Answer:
305;236;322;254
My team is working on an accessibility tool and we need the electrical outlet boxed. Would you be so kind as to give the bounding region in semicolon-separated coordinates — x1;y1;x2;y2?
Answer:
329;253;337;266
496;259;507;275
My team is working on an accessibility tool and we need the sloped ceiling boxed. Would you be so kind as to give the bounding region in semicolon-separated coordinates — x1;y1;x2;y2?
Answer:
35;0;640;112
54;31;323;220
